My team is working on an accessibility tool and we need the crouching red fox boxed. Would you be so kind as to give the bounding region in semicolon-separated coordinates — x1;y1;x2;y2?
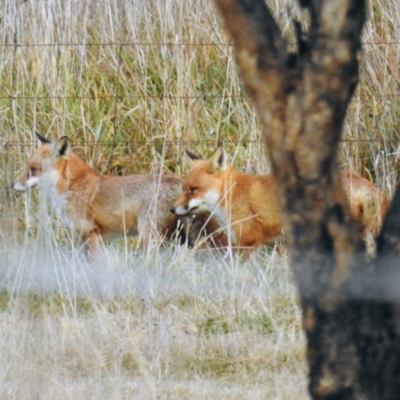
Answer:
171;148;389;254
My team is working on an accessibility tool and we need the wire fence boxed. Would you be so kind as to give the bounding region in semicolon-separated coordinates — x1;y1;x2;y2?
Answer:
1;40;399;161
0;37;399;228
1;40;400;46
0;138;397;148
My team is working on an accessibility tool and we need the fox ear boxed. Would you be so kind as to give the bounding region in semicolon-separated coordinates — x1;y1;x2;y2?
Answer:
35;131;51;144
55;136;70;159
209;147;226;172
185;150;202;161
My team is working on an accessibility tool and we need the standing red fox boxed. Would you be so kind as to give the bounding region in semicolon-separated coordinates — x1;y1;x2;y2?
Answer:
171;148;389;252
12;133;224;254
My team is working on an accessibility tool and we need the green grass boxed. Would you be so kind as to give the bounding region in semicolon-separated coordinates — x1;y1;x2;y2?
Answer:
0;0;399;398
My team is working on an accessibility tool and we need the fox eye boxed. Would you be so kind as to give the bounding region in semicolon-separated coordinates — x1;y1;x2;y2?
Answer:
188;187;197;195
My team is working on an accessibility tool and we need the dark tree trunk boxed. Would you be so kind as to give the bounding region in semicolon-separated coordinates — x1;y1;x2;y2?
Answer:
213;0;400;398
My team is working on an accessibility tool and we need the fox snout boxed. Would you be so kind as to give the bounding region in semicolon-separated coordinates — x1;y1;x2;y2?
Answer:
11;180;29;192
11;175;40;192
170;205;190;216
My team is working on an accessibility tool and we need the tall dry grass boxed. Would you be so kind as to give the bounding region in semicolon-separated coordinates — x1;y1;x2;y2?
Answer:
0;0;399;398
0;229;306;399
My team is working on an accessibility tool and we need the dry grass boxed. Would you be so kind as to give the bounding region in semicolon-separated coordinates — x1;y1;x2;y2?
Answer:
0;235;307;399
0;0;399;398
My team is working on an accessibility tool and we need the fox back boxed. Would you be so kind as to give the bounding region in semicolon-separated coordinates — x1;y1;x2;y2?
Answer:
341;170;389;237
13;134;224;253
172;148;389;252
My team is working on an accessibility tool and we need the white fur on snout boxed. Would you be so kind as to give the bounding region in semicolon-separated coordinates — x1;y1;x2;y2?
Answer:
173;205;190;216
12;176;40;192
187;197;205;212
185;189;220;213
12;181;28;192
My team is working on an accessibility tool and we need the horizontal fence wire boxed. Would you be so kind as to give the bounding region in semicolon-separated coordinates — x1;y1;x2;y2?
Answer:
1;40;399;148
1;41;400;47
2;94;400;100
1;139;399;148
0;35;399;233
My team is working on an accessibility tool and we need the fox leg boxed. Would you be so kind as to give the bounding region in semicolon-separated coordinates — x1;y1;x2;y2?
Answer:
238;246;256;260
137;216;151;248
82;231;100;256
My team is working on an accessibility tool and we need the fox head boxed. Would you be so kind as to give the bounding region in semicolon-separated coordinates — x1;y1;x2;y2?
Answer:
170;147;228;216
12;133;71;192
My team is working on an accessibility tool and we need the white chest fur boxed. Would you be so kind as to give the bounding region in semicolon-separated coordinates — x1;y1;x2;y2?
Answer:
41;170;72;229
203;189;238;246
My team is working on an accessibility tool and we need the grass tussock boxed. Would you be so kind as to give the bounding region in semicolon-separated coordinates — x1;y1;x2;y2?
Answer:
0;0;399;398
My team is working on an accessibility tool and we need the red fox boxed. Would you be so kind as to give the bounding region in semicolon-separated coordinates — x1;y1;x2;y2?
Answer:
12;133;225;254
171;147;389;252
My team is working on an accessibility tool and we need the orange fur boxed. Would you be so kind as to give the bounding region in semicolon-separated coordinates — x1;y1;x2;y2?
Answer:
341;170;389;237
171;148;389;253
12;134;222;254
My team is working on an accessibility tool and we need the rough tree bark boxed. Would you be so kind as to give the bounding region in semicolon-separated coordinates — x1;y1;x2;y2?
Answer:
213;0;400;398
